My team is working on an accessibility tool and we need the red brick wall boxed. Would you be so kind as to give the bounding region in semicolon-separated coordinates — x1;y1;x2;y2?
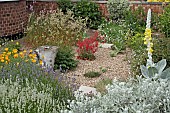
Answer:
0;0;27;37
27;1;58;13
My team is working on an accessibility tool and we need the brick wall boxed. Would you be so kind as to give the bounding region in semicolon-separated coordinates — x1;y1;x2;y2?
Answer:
0;0;27;37
27;1;58;13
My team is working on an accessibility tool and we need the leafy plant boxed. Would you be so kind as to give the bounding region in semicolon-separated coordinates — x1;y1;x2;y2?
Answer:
98;22;126;44
107;0;129;23
152;37;170;68
57;0;73;14
54;46;78;71
72;0;102;29
160;4;170;38
125;6;146;33
94;78;112;95
64;77;170;113
84;71;101;78
24;9;87;48
77;31;99;61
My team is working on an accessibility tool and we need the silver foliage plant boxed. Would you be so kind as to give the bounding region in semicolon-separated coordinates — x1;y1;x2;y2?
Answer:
107;0;129;22
62;77;170;113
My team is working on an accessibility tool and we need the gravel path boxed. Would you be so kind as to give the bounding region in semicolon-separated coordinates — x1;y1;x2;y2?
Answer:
65;47;131;87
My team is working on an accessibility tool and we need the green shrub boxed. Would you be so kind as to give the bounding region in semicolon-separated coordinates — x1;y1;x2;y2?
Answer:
98;22;126;55
57;0;73;14
98;22;126;43
125;6;146;33
54;46;78;71
64;77;170;113
0;61;75;112
160;4;170;38
152;37;170;68
84;71;101;78
107;0;129;23
72;0;102;29
24;10;87;48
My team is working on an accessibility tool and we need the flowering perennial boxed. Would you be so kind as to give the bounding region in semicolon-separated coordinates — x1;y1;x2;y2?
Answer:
77;31;99;60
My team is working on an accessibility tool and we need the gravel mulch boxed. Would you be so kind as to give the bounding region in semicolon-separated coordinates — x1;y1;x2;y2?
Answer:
65;47;131;87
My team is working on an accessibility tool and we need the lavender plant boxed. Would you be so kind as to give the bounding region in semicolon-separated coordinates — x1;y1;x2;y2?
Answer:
0;61;77;112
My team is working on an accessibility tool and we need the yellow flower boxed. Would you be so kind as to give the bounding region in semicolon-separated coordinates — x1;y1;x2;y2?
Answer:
29;54;33;58
23;50;27;54
4;48;8;52
3;52;6;55
1;59;4;63
32;54;37;59
11;40;14;42
7;52;11;56
16;42;19;45
39;60;43;65
19;52;24;58
5;55;9;61
149;48;154;53
13;54;19;58
12;49;18;54
31;59;36;63
16;62;19;66
5;61;8;64
29;49;33;53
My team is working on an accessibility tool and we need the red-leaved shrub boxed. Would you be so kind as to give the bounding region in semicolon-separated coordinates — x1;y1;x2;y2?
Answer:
77;31;99;60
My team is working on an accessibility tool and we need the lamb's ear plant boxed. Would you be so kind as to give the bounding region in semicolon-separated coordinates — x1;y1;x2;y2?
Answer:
140;59;170;80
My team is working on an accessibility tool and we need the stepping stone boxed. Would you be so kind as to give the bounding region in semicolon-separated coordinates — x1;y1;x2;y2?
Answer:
77;85;98;95
99;43;113;49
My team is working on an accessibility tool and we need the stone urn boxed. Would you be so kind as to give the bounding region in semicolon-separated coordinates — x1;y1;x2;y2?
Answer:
34;46;58;68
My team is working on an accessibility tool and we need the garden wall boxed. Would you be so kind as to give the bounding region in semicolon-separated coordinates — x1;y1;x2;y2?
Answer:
0;0;27;37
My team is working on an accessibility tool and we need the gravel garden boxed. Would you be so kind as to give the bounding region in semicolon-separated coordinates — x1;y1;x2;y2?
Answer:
1;0;170;112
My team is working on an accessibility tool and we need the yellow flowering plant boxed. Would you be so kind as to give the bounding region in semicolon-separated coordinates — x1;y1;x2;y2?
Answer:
0;48;42;67
140;9;170;80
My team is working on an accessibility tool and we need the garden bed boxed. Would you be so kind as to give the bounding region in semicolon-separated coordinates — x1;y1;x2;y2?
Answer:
65;47;131;87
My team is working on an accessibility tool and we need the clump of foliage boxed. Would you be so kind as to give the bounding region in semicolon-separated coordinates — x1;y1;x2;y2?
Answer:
107;0;129;23
126;32;147;76
25;9;87;48
57;0;73;14
152;37;170;68
125;6;146;33
54;46;78;71
94;78;112;95
72;0;102;29
77;31;98;61
0;61;76;112
98;22;126;57
63;76;170;113
159;4;170;38
84;71;101;78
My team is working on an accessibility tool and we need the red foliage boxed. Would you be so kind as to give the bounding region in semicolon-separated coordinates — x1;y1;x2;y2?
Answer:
77;31;99;60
